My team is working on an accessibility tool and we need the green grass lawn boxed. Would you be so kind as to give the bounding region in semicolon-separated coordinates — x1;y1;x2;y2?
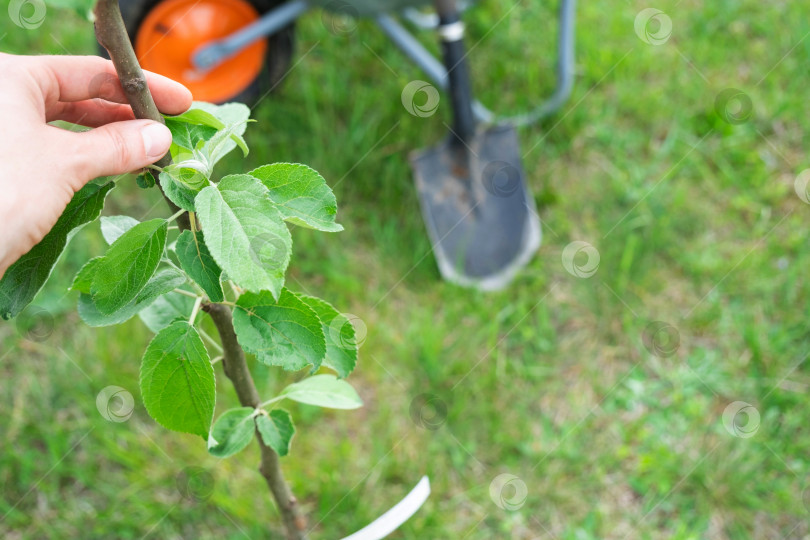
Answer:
2;0;810;538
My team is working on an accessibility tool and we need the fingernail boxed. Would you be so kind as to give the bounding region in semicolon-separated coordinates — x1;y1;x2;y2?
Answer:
141;123;172;159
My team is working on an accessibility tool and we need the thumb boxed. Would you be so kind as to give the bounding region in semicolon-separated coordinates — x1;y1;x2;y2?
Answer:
68;120;172;179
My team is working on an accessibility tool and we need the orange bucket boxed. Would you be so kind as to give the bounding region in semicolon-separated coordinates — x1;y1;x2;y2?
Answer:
135;0;267;103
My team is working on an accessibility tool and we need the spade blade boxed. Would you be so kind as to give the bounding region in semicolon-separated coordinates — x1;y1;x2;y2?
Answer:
410;124;541;290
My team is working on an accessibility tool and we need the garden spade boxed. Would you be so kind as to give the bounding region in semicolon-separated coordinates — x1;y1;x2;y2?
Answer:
410;0;541;290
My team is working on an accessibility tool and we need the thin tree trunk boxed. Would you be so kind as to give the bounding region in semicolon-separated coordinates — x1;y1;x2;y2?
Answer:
92;0;190;230
205;304;309;538
93;2;309;537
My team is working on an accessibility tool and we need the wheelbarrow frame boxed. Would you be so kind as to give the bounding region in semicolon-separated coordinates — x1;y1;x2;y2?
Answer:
193;0;576;128
189;0;576;288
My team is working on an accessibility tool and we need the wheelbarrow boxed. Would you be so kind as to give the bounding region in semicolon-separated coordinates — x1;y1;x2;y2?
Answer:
118;0;576;290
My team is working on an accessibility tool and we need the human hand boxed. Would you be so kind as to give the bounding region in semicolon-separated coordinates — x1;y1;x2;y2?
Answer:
0;53;192;278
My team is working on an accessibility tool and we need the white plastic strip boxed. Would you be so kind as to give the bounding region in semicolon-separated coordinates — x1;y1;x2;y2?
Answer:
339;476;431;540
437;21;465;42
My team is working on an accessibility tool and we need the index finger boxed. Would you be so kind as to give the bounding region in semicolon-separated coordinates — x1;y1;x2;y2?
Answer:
33;55;193;115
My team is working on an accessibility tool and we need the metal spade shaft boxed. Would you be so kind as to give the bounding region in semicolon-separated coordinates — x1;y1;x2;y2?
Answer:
434;0;476;147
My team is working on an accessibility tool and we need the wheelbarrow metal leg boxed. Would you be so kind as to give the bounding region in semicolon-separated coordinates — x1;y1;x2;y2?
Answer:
376;0;577;126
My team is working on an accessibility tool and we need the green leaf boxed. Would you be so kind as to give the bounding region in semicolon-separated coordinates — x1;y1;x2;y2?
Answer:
200;124;249;171
195;175;291;297
164;117;218;151
233;289;326;372
0;180;114;320
159;153;213;212
164;103;251;182
164;105;226;160
193;102;251;167
159;171;201;212
70;256;103;295
90;218;167;315
256;410;295;457
78;268;185;327
175;230;224;302
139;290;197;333
140;321;215;438
163;159;211;190
197;102;249;127
167;106;225;130
249;163;343;232
100;215;139;245
279;374;362;410
136;171;156;189
230;132;249;157
298;295;357;378
207;407;256;458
